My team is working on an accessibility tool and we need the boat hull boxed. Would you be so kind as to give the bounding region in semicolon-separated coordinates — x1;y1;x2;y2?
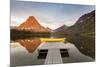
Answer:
40;38;65;42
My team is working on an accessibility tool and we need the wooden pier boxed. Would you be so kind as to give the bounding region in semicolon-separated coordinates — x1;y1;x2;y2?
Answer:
44;49;63;64
38;42;68;64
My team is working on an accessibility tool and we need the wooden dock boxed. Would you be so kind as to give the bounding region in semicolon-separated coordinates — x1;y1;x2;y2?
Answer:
44;49;63;64
37;42;68;64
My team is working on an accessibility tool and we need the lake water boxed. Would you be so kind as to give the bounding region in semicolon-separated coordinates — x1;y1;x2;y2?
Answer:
10;37;94;66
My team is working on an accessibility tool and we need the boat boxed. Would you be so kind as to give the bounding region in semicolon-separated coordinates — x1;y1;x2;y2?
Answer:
40;38;65;42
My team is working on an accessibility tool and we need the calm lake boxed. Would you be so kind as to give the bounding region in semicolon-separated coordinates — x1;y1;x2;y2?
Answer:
10;36;94;66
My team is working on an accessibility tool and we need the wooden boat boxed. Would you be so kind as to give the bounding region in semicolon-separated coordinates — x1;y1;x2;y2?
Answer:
40;38;65;42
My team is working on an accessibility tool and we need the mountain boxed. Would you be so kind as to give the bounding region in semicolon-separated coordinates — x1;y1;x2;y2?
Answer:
75;10;95;25
17;16;50;32
54;25;68;32
69;10;95;59
53;10;95;58
55;10;95;34
46;27;52;32
71;10;95;33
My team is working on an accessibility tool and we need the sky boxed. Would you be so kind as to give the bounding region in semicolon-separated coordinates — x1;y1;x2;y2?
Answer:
11;0;95;29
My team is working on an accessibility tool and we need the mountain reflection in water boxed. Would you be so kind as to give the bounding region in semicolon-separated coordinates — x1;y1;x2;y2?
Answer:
66;35;95;59
10;36;95;66
16;38;41;53
12;35;95;59
54;34;95;59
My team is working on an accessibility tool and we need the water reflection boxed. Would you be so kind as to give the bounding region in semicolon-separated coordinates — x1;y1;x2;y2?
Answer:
10;38;45;66
63;34;95;59
53;32;95;59
52;33;95;59
10;35;95;66
16;38;41;53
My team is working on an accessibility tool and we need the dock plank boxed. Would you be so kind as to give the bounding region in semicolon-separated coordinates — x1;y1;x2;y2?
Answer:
44;49;63;64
